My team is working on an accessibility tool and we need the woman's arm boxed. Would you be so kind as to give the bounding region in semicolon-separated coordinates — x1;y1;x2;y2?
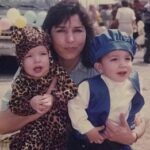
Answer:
0;78;57;134
132;114;146;140
0;109;43;134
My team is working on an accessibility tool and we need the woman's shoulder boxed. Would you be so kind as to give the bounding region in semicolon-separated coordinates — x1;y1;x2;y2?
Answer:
70;62;98;84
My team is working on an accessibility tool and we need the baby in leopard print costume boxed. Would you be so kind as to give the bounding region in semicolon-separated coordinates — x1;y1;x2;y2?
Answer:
9;26;78;150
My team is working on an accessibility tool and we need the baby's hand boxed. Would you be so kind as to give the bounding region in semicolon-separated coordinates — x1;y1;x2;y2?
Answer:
30;94;53;114
41;94;54;107
86;126;105;144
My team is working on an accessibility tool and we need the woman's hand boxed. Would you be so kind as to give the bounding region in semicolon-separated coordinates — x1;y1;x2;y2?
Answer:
104;113;137;145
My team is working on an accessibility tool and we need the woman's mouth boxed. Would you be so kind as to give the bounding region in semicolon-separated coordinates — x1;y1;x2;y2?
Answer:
65;47;77;51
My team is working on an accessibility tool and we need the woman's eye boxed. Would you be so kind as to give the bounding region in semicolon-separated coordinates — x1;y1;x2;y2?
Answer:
56;29;65;32
74;27;85;33
74;29;83;33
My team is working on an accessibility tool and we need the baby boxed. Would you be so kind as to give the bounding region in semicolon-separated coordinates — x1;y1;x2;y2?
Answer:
9;26;77;150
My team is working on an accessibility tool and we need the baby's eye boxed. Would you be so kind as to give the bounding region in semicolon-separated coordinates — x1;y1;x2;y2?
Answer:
25;55;32;58
41;52;47;55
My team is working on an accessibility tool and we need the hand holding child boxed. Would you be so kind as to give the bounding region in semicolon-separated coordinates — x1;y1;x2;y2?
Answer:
104;113;137;145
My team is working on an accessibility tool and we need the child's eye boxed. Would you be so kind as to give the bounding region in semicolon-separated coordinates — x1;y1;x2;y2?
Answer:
125;57;132;61
110;58;118;61
25;55;32;58
41;52;47;55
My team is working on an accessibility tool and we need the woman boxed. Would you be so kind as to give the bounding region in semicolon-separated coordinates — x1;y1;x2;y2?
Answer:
0;1;145;149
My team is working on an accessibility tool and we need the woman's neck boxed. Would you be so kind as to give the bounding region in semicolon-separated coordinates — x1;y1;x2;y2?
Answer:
58;57;80;74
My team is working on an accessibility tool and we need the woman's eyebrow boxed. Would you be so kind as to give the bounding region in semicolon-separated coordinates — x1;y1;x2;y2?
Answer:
55;25;65;28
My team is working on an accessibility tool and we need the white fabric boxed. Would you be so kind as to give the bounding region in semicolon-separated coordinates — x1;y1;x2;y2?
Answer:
101;75;136;123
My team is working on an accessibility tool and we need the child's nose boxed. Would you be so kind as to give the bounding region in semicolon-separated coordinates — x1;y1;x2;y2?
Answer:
34;56;41;62
119;60;127;67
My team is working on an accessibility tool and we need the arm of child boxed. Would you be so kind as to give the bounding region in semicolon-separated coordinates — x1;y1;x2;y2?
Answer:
68;81;105;143
52;65;78;102
86;126;105;144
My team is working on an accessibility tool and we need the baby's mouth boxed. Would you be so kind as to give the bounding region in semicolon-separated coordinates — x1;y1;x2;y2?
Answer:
34;66;42;73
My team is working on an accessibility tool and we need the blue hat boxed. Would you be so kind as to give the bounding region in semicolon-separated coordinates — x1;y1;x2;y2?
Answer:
89;29;137;65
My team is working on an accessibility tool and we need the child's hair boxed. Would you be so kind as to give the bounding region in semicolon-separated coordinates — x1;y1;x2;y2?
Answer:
89;29;137;65
10;26;51;64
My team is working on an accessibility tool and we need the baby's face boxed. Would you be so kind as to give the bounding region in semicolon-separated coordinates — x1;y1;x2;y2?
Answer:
22;45;50;79
96;50;133;82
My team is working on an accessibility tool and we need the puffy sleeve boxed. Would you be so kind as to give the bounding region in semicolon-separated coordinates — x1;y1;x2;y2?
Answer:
68;81;94;134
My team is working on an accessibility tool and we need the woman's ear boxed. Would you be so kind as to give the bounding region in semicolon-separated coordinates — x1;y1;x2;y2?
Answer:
94;62;103;74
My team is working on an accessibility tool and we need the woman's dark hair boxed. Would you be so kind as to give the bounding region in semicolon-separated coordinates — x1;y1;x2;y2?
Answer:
42;1;94;68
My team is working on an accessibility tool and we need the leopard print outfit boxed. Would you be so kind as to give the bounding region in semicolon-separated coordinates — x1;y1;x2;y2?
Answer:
9;26;77;150
9;57;78;150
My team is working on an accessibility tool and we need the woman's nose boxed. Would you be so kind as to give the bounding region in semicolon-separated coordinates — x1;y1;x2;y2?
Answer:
66;31;74;43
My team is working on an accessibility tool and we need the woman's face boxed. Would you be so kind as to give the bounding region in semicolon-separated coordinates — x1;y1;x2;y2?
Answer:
50;14;86;62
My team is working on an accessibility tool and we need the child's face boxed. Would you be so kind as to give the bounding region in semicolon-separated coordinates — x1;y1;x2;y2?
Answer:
23;45;50;79
95;50;133;82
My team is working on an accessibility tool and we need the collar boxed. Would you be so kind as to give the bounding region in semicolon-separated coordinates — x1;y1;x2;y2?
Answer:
70;61;87;74
101;74;129;87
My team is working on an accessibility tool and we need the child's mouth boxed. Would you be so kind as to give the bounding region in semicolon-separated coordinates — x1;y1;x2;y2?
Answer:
117;71;127;76
34;66;42;73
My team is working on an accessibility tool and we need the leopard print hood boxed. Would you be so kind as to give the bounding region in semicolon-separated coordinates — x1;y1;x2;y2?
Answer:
10;26;51;63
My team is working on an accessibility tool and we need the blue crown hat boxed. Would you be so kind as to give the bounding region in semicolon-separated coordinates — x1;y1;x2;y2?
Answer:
89;29;137;65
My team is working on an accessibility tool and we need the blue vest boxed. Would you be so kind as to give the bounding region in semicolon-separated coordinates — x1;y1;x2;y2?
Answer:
87;73;144;128
75;72;144;150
